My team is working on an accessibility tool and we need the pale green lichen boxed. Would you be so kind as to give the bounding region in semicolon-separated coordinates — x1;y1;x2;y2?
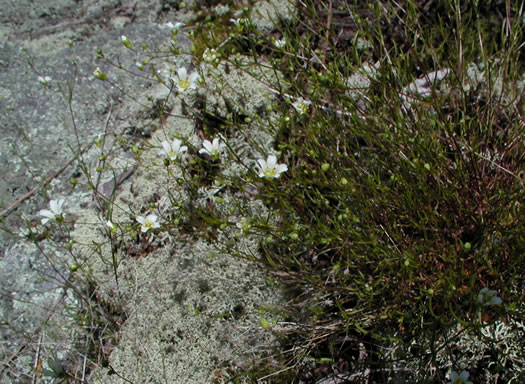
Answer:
250;0;295;33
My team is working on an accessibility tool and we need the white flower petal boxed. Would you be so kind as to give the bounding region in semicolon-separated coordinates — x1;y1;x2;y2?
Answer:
267;155;277;168
39;209;55;224
177;67;187;80
276;164;288;174
55;199;65;212
188;72;199;83
257;158;267;169
171;139;182;150
49;200;59;213
145;214;158;222
161;140;171;153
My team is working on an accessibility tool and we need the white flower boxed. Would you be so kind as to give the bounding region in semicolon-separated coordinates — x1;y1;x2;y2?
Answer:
274;38;286;49
159;139;188;161
163;22;185;30
199;138;225;158
202;48;218;64
136;214;160;233
173;67;199;93
448;370;472;384
257;155;288;179
38;76;52;86
292;97;311;115
38;199;65;224
229;18;241;26
477;287;502;306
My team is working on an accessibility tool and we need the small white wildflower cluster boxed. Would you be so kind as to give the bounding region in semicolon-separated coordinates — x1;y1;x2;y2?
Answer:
135;133;287;237
159;138;226;162
158;136;287;180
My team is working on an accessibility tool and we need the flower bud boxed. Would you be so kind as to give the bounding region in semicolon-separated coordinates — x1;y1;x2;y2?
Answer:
93;67;107;81
121;35;132;49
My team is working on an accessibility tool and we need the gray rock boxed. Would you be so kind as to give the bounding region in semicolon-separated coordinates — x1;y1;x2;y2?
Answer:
0;0;191;381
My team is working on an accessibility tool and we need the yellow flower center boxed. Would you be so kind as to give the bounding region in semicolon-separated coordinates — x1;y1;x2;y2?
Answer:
264;167;277;177
179;78;190;90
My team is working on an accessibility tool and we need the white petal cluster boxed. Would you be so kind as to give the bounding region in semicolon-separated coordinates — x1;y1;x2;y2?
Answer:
199;138;226;158
38;199;65;224
257;155;288;179
159;139;188;161
173;67;199;93
136;214;161;233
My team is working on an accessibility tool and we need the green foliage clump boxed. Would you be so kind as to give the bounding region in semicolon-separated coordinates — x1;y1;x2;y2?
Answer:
228;0;524;381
